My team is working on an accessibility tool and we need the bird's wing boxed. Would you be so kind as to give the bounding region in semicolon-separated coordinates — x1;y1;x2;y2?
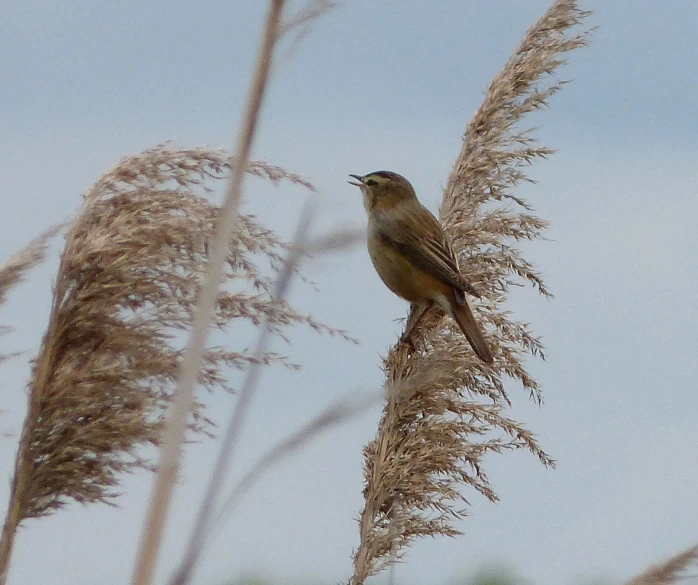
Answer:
376;202;480;297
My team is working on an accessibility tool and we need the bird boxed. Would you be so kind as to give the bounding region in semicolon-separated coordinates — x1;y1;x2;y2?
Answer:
348;170;494;364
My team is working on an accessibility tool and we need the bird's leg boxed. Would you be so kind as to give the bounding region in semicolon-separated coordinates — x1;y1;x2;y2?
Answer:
400;302;431;346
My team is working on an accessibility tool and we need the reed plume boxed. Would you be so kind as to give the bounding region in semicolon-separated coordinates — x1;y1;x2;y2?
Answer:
0;144;347;582
0;227;61;311
350;1;591;582
0;227;63;349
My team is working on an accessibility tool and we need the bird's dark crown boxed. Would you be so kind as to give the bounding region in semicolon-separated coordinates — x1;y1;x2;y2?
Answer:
360;170;407;187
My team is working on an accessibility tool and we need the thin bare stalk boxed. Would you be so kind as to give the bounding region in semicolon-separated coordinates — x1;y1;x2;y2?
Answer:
130;2;287;584
186;388;380;580
166;214;362;583
278;0;336;61
169;199;314;585
213;390;379;530
176;370;439;584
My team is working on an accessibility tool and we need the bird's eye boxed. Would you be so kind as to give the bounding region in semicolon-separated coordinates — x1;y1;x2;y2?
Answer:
365;178;378;186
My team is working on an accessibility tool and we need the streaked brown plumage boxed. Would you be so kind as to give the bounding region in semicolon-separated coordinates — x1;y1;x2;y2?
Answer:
349;170;494;364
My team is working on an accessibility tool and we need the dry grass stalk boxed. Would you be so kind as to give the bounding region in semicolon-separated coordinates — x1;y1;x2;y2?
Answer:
624;544;698;585
0;144;346;584
216;388;381;526
279;0;336;36
170;199;316;585
350;1;591;582
171;197;363;585
278;0;336;61
172;375;433;585
173;317;376;585
130;1;286;582
135;4;339;583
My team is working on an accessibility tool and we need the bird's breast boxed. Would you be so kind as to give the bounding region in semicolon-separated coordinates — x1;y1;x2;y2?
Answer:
366;227;451;304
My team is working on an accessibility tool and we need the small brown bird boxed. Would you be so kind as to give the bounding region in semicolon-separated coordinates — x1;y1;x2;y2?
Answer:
349;170;494;364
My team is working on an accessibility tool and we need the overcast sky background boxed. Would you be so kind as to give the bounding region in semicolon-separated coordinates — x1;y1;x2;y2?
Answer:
1;1;697;585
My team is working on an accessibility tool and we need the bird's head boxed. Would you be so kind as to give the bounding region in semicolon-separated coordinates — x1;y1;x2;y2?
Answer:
348;170;417;212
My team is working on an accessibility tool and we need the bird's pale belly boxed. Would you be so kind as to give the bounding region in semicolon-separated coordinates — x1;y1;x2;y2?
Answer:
367;236;449;303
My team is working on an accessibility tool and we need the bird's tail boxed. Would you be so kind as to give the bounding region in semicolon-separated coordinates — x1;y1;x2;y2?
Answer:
450;298;494;365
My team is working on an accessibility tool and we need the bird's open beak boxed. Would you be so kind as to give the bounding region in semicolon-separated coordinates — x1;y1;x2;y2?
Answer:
348;174;364;187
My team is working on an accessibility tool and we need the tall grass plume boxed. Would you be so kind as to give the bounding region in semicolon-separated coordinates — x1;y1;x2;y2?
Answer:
0;144;347;582
350;2;592;582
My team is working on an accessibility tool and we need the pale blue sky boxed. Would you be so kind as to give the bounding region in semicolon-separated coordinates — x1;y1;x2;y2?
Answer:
1;2;697;585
